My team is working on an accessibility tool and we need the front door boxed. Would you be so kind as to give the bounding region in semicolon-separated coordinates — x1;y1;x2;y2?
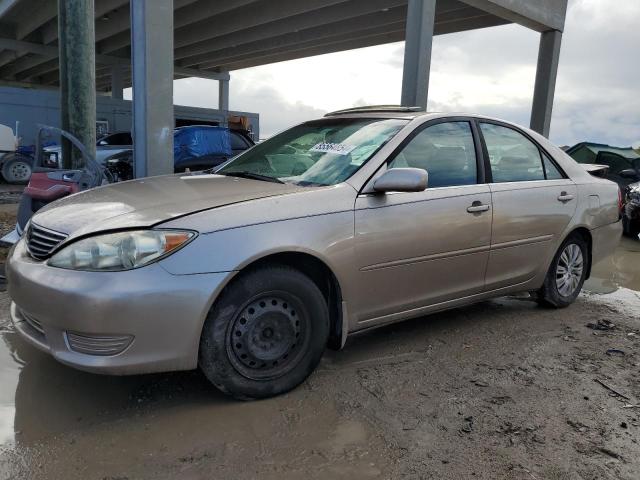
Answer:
353;120;492;325
478;121;577;290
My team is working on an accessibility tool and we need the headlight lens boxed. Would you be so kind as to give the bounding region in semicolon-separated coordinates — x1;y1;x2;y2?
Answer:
48;230;195;271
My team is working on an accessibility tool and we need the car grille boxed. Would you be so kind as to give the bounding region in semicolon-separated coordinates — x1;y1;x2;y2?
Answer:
26;223;68;260
65;332;134;356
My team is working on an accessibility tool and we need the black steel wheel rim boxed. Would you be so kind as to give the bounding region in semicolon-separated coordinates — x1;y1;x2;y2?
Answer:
226;292;310;380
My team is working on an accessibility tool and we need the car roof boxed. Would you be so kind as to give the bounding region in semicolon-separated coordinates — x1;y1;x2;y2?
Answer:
321;109;515;125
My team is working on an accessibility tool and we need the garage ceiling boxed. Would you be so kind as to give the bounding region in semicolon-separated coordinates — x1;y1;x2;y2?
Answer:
0;0;565;92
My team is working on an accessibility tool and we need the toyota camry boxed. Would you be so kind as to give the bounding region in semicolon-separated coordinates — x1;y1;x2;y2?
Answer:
7;107;622;399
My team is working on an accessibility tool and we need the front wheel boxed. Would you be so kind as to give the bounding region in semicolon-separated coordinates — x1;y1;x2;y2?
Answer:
537;235;588;308
199;265;329;400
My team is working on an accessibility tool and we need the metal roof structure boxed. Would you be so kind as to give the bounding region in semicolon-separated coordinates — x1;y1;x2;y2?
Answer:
0;0;566;91
0;0;568;177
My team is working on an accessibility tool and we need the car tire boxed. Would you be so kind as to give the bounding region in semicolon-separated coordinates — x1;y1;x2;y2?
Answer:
199;265;329;400
2;155;33;184
536;234;589;308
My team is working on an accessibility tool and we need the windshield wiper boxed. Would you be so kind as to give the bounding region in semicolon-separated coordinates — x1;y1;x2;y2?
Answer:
221;171;285;184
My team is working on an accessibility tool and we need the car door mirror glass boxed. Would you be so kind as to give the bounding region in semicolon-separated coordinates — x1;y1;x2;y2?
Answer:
373;167;428;193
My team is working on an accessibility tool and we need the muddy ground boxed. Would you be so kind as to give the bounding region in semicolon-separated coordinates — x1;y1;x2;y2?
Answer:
0;192;639;479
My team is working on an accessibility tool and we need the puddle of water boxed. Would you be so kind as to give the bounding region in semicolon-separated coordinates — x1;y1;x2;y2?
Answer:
584;236;640;295
0;289;385;479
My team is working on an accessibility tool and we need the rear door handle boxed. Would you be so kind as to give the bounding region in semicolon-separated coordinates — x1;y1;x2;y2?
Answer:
467;201;490;213
557;191;574;202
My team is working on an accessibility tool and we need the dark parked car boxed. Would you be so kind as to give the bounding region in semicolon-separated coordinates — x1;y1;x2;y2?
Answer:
623;181;640;237
566;142;640;237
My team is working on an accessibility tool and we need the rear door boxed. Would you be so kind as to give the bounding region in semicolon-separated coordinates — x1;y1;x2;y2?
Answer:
353;119;492;324
478;121;577;290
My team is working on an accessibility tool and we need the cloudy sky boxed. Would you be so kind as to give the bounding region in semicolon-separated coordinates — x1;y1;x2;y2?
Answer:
167;0;639;147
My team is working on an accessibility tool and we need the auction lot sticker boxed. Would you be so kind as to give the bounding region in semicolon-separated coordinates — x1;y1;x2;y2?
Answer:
309;142;355;155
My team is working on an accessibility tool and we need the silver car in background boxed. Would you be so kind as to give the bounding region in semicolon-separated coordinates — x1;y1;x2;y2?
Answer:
7;107;621;399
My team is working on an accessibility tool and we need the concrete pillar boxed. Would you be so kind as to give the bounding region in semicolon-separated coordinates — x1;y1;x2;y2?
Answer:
58;0;96;169
400;0;436;109
218;77;229;120
110;63;125;100
130;0;174;178
530;30;562;138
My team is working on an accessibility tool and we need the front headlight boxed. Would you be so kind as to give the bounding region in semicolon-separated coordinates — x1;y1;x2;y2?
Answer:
48;229;196;271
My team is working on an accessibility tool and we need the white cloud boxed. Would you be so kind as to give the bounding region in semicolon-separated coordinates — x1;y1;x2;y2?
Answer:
169;0;639;146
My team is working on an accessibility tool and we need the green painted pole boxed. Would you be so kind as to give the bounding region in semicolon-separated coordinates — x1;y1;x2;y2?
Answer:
58;0;96;169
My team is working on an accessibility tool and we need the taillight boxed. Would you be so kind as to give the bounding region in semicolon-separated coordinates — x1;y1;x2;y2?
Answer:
618;188;624;218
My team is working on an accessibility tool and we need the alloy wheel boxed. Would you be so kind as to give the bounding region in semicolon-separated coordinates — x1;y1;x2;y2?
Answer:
555;243;584;297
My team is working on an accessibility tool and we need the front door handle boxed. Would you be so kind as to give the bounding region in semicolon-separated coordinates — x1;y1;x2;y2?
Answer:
557;191;574;202
467;201;490;213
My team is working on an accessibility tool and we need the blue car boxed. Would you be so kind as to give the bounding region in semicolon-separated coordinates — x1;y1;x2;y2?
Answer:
106;125;255;181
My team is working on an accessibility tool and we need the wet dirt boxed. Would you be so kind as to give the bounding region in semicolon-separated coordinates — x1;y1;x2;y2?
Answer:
0;238;639;479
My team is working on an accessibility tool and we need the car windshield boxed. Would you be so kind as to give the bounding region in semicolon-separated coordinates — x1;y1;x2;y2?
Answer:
216;118;408;186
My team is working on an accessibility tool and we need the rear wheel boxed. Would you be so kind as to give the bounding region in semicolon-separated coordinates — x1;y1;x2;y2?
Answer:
2;155;33;184
537;234;588;308
199;265;329;400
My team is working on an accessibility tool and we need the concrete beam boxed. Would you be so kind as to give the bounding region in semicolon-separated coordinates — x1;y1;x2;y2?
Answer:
96;0;261;55
92;0;198;44
460;0;567;32
182;5;503;70
41;0;130;44
530;29;562;138
197;21;406;71
173;0;405;61
174;0;351;50
180;7;408;68
401;0;435;109
218;29;405;72
16;0;56;39
0;0;21;18
130;0;174;178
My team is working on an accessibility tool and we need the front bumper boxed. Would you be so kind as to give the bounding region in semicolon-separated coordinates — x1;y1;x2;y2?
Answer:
7;239;233;375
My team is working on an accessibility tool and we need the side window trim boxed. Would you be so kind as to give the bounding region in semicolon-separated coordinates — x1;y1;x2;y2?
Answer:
476;119;568;182
359;116;491;195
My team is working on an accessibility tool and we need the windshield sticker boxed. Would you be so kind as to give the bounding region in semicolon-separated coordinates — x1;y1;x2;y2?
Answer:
309;142;355;155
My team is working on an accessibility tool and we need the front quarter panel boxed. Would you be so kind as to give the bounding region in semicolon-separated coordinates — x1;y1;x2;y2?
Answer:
158;184;358;303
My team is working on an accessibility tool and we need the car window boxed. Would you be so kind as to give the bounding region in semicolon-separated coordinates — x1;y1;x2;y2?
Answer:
542;152;564;179
99;132;132;146
388;121;477;188
480;123;545;183
230;132;250;150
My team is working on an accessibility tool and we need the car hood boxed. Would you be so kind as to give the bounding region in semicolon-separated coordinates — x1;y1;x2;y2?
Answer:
31;173;303;239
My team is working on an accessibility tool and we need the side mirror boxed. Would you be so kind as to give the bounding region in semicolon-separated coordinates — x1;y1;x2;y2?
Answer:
619;168;639;180
373;167;428;193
